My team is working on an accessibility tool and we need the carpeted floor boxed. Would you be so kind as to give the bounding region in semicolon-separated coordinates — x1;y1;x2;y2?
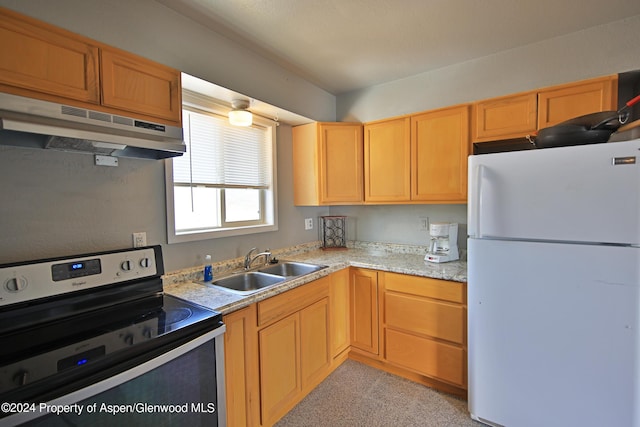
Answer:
275;359;484;427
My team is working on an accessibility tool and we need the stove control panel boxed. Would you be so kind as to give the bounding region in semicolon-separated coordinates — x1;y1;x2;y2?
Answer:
0;247;159;308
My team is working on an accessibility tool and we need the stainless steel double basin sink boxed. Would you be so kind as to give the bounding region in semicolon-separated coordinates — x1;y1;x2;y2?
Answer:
205;261;328;295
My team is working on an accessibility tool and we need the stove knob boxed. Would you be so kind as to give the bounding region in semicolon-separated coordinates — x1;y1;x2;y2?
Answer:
13;370;29;386
5;277;27;292
139;257;150;268
121;260;133;271
123;333;134;346
142;327;153;339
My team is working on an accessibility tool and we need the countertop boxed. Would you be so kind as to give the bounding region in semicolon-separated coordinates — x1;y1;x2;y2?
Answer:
164;246;467;316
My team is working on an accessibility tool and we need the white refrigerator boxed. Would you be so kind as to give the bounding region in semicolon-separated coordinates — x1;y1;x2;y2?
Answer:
467;139;640;427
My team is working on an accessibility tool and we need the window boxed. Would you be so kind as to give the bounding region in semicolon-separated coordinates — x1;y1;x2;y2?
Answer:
165;91;277;243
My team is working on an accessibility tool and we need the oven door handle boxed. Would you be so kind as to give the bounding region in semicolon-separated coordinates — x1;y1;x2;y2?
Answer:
4;326;226;426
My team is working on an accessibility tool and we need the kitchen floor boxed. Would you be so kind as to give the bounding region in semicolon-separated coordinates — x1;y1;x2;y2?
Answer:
276;359;483;426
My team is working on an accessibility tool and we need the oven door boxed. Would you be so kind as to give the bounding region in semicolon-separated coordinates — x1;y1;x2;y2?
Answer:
2;327;226;427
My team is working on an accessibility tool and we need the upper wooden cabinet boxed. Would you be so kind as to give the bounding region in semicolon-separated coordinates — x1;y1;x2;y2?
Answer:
537;75;618;129
0;7;99;104
471;92;537;142
363;107;469;204
292;122;363;206
363;116;411;202
0;7;181;126
100;48;181;125
472;75;618;142
411;105;469;202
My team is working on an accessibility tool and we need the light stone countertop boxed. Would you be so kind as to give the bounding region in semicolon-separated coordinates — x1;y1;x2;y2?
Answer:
164;243;467;316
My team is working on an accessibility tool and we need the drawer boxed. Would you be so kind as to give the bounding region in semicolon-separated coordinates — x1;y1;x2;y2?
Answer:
385;292;465;344
257;276;330;327
383;272;465;303
385;329;465;387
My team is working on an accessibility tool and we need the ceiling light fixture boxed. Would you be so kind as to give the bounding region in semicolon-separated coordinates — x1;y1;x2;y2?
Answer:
228;99;253;126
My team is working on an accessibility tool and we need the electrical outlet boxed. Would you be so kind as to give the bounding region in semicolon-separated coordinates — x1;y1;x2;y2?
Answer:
304;218;313;230
133;232;147;248
419;216;429;232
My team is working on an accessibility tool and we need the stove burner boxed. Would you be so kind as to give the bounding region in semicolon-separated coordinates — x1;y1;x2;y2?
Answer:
165;307;193;326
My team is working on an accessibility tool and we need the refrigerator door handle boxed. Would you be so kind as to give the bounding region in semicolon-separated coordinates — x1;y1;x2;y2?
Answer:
473;164;485;238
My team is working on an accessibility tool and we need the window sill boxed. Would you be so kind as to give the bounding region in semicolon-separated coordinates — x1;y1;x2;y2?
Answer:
168;223;278;244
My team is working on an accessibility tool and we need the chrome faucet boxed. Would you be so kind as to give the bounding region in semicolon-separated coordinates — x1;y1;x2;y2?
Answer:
244;247;272;270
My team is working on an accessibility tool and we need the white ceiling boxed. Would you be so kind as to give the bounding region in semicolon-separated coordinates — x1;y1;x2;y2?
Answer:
159;0;640;95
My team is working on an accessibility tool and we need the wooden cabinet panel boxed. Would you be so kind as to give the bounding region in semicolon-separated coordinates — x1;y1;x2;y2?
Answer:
411;105;469;202
538;76;617;128
383;272;465;303
300;298;331;387
472;92;537;141
223;305;259;427
292;122;363;206
100;48;181;125
257;276;330;327
330;269;350;357
385;293;465;344
321;124;363;203
259;313;300;425
364;116;411;202
385;329;465;386
350;268;379;354
0;7;99;103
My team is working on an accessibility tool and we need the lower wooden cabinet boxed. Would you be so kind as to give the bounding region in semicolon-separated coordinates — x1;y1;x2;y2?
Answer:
258;277;331;425
223;269;468;425
259;312;301;424
380;271;467;391
350;268;379;355
223;304;259;427
329;268;350;358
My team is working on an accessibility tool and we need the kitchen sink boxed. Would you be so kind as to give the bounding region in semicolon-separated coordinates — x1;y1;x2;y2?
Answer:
258;261;326;277
210;272;285;294
206;261;327;295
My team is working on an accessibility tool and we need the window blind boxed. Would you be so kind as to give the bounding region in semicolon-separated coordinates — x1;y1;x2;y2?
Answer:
174;108;272;188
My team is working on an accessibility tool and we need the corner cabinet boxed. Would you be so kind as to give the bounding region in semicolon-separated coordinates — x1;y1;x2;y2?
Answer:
350;268;379;355
292;122;363;206
411;105;469;202
0;7;181;126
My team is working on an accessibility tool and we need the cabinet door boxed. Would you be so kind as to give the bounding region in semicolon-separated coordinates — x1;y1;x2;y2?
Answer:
321;124;363;203
223;305;259;427
537;76;617;128
411;105;469;202
300;298;330;387
330;269;350;358
350;268;379;354
0;8;99;103
259;313;300;425
100;47;181;125
364;117;411;202
292;122;363;206
472;92;537;141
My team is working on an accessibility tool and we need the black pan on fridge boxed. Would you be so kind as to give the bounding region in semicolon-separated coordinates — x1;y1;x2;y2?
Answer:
532;94;640;148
